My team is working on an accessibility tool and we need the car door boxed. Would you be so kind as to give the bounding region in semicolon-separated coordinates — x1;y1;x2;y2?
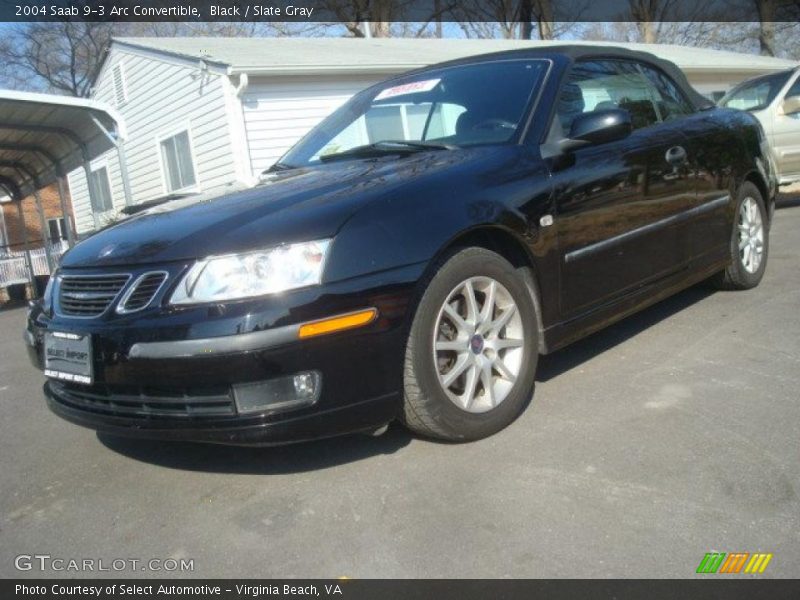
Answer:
548;59;695;318
638;62;733;266
771;73;800;182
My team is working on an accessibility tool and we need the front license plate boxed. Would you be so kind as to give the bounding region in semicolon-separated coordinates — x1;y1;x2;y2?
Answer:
44;332;93;385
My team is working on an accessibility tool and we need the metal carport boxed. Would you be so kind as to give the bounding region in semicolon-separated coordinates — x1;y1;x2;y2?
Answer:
0;90;129;296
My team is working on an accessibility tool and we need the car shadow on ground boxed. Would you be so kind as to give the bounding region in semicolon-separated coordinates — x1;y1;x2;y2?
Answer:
536;284;715;383
776;194;800;209
100;283;718;473
97;422;414;475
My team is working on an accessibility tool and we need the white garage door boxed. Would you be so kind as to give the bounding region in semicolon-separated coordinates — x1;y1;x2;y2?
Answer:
242;76;384;176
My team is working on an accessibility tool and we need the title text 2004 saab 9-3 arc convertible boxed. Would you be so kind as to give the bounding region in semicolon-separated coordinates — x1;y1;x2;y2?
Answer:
25;46;776;445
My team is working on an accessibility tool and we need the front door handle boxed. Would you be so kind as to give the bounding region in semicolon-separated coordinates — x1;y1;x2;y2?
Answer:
665;145;688;165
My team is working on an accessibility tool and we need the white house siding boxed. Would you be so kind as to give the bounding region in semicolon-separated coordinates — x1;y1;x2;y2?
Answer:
66;168;94;233
68;49;239;234
685;71;761;100
241;75;383;176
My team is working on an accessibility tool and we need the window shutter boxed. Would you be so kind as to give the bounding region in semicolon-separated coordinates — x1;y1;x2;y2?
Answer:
112;63;127;107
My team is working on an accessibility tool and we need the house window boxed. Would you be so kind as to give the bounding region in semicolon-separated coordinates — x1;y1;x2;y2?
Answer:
160;130;197;192
112;63;127;107
47;217;67;242
89;166;114;212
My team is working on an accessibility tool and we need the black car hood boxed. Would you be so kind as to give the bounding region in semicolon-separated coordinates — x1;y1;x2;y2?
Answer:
61;148;501;268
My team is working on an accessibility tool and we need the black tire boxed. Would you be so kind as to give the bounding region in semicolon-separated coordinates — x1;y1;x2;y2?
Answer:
401;247;539;442
710;182;769;290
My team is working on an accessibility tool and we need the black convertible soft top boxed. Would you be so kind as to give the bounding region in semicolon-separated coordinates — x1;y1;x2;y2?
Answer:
539;44;713;109
421;43;715;111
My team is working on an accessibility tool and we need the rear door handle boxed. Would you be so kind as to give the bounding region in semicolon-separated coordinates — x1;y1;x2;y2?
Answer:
666;145;688;165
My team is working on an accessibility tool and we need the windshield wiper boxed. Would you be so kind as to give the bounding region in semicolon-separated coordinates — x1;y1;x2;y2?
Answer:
266;161;296;172
319;140;456;163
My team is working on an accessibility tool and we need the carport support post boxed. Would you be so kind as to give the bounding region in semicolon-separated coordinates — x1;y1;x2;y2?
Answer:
56;176;75;247
15;202;35;294
32;187;55;273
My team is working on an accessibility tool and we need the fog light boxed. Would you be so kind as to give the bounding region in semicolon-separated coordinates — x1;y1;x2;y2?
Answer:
233;371;322;414
293;372;316;397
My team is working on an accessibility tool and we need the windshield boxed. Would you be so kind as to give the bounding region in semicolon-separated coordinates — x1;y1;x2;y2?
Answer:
278;59;548;168
720;71;793;112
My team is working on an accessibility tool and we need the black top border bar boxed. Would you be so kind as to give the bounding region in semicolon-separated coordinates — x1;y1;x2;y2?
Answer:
2;0;800;22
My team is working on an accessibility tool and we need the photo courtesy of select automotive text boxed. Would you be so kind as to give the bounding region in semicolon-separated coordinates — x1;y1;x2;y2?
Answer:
1;0;799;598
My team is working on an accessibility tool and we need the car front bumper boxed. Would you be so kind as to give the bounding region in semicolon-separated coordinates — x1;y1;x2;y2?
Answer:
25;263;424;445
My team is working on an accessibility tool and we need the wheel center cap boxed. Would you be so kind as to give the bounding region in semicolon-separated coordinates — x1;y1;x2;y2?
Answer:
469;334;485;354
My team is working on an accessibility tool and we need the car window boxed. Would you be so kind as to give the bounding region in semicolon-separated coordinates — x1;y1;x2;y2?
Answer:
555;60;661;133
639;64;695;121
316;101;467;159
784;76;800;100
719;71;793;111
282;60;548;167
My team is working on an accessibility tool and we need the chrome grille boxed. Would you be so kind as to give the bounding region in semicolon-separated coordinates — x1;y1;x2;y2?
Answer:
118;272;167;313
58;274;130;317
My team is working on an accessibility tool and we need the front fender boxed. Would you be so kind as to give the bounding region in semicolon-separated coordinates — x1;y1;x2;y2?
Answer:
324;148;553;284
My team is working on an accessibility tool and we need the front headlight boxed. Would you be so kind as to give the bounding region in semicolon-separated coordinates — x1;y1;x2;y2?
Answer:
170;239;331;305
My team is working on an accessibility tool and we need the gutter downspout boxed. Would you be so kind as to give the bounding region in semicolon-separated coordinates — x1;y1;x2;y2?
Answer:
235;73;249;98
230;72;258;186
91;114;132;207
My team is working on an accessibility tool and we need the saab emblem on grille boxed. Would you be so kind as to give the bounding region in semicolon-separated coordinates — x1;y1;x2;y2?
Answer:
62;291;113;300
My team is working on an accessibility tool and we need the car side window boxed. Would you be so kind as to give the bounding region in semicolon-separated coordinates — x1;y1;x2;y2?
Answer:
784;76;800;100
639;64;695;121
554;59;662;135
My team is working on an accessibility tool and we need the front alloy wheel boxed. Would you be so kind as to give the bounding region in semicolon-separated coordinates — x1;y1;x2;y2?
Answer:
402;247;538;442
433;277;524;413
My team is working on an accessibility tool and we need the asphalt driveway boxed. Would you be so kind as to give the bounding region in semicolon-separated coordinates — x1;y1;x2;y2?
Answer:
1;202;799;579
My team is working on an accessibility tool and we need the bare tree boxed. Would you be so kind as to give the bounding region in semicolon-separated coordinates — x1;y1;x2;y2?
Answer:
0;22;113;96
582;0;745;47
314;0;400;37
626;0;672;43
452;0;583;40
584;0;800;58
0;21;313;96
314;0;455;37
754;0;777;55
751;0;800;57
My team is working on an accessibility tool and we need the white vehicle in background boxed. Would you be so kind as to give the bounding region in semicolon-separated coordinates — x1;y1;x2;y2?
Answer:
720;67;800;186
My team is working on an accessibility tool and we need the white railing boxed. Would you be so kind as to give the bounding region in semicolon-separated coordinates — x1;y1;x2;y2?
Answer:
0;240;70;287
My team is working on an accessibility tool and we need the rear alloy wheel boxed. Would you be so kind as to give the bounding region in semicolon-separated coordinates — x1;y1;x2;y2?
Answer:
710;181;769;290
402;247;538;441
738;196;765;274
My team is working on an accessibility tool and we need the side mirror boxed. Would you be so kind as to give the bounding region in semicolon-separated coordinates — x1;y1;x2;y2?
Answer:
560;108;633;152
570;108;633;145
542;108;633;158
780;96;800;116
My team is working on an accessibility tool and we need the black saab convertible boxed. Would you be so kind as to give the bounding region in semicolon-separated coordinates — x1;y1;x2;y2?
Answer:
25;46;775;444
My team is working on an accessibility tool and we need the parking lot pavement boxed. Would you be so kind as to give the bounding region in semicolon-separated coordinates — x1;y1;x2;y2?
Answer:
2;203;799;580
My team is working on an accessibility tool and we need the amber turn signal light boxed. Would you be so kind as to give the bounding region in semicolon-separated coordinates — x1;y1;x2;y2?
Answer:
298;308;378;339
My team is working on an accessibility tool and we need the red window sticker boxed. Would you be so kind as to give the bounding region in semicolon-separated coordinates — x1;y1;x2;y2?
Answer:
374;79;441;101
